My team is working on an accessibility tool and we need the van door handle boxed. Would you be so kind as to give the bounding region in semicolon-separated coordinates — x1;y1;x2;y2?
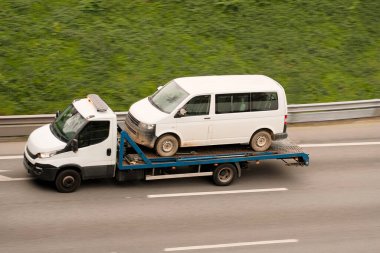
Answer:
204;117;211;120
107;148;111;156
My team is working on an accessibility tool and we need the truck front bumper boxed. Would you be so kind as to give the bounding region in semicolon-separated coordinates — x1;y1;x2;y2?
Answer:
23;154;58;181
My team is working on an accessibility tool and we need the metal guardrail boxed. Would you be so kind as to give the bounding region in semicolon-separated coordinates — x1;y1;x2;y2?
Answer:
287;99;380;123
0;99;379;137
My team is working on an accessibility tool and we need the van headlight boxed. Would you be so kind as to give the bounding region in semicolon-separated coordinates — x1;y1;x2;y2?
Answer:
38;151;56;158
139;122;155;130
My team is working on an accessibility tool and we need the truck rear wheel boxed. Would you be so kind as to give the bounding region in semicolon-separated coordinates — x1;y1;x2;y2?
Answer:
55;169;81;193
213;164;236;186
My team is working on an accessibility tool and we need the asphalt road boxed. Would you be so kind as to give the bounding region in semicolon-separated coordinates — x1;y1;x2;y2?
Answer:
0;118;379;253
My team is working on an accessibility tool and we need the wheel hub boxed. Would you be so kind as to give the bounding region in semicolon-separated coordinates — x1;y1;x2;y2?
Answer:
257;136;267;147
62;176;75;188
162;141;173;152
219;168;232;182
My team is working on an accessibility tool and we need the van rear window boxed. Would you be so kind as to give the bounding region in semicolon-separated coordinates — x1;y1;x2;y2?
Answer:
216;92;278;114
251;92;278;111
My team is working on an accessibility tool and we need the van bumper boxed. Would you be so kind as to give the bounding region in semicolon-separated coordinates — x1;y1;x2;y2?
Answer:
124;113;157;148
274;133;288;140
23;155;58;181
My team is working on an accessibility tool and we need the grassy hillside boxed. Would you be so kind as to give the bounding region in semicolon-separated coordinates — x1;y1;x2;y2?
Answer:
0;0;379;115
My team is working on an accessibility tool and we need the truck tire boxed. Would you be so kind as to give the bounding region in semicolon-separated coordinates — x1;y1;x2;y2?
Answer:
155;134;179;157
213;164;236;186
250;130;272;152
55;169;81;193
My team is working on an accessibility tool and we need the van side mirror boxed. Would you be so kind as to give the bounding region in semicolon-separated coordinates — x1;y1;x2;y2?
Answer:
55;110;61;118
71;139;78;153
175;108;187;118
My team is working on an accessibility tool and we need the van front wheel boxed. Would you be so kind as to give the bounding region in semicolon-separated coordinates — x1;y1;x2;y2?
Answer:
250;130;272;152
155;134;179;157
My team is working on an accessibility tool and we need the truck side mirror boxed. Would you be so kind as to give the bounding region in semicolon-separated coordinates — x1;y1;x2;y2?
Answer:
55;110;61;118
71;139;78;153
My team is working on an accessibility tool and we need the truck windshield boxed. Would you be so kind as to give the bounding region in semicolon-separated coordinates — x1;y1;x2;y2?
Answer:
51;104;87;142
149;81;189;113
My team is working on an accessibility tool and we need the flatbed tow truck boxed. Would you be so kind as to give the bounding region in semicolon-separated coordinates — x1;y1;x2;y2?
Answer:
24;94;309;193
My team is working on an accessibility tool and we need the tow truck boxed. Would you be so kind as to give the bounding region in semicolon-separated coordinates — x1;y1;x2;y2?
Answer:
24;94;309;193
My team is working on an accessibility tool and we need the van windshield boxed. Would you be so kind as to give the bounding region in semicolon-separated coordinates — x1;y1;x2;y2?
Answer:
149;81;189;113
51;104;87;142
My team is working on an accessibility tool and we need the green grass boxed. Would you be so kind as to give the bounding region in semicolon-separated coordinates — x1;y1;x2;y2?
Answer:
0;0;379;115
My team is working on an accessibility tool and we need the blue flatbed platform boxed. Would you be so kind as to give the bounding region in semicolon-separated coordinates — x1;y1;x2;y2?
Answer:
117;130;309;172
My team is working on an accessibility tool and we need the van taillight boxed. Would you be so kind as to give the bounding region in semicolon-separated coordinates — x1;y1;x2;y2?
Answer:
283;115;287;133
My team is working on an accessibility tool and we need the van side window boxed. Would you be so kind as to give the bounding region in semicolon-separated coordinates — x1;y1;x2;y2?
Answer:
183;95;210;116
78;121;110;148
216;93;250;114
233;94;250;112
251;92;278;111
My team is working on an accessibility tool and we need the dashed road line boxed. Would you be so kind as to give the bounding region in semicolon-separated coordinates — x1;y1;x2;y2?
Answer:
147;188;288;198
299;141;380;148
0;170;31;181
164;239;299;251
0;155;23;160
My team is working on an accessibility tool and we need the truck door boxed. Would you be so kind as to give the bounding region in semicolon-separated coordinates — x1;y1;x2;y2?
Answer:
75;120;115;179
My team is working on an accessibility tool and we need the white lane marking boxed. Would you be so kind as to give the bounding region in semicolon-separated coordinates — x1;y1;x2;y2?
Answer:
0;170;32;181
299;141;380;148
0;175;32;181
147;188;288;198
0;155;23;160
164;239;298;251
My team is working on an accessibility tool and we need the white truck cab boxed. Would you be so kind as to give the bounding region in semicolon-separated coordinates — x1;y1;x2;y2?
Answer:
24;94;117;191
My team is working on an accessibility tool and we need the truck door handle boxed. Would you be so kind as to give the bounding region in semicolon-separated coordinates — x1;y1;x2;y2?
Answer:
204;117;211;120
107;148;111;156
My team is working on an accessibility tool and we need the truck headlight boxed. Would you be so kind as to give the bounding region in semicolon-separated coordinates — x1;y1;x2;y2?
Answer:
38;152;56;158
139;122;155;130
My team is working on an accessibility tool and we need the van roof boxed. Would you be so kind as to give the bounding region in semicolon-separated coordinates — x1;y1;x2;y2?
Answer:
174;75;283;94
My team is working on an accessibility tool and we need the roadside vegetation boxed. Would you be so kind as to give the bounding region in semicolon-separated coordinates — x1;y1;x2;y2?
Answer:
1;0;379;115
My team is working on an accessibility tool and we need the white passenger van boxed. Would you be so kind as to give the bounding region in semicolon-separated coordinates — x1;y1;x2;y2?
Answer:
125;75;288;156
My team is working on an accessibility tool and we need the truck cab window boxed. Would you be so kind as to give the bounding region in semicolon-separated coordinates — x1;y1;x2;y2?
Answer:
78;121;110;148
182;95;210;116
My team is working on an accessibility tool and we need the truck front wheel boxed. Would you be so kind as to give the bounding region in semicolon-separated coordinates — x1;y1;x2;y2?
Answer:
55;169;81;193
213;164;237;186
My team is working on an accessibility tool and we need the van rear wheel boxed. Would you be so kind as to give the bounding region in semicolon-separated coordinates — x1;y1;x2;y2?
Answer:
155;134;179;157
250;130;272;152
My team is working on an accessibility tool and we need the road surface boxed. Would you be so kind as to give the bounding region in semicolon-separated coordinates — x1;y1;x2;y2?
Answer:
0;118;379;252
